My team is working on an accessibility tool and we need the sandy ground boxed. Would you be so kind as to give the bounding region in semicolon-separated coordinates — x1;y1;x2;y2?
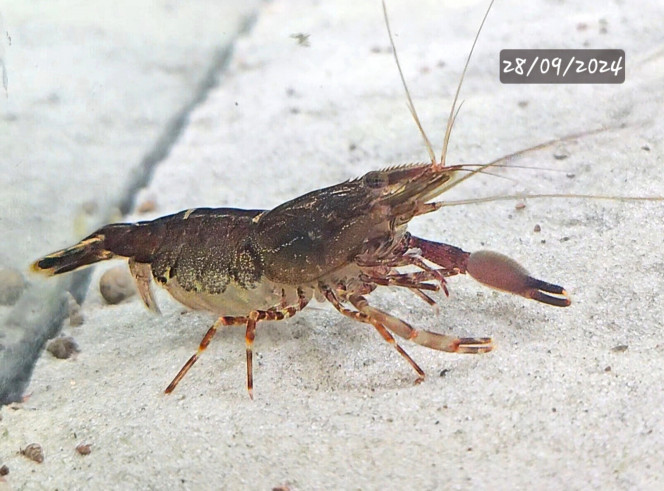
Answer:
2;0;664;489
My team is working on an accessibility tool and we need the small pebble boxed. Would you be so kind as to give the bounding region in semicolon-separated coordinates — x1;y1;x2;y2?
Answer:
0;464;8;476
612;344;628;353
136;199;157;214
46;336;80;359
0;267;26;306
99;266;136;304
515;202;526;210
534;224;541;233
20;443;44;463
66;292;84;326
69;310;84;327
76;443;92;455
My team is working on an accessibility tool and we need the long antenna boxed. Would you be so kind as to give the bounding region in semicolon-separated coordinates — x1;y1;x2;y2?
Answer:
440;0;496;166
437;194;664;207
382;0;436;165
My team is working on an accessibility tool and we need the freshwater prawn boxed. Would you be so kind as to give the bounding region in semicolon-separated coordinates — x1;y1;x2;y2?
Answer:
31;1;660;398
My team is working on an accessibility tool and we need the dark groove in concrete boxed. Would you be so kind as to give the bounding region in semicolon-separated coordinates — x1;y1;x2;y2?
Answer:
118;12;258;216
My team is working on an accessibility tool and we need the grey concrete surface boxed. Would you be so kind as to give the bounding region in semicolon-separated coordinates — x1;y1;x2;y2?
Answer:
2;0;664;489
0;1;259;402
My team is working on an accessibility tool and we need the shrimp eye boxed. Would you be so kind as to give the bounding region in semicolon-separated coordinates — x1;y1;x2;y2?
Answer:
363;171;389;189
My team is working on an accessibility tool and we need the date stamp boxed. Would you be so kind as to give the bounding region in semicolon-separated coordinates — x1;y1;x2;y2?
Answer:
500;49;624;84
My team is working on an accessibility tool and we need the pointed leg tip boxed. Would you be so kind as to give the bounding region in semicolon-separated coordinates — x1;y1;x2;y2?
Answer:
164;375;182;394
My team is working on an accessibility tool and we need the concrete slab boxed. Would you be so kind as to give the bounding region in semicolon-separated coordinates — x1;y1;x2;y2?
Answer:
2;0;663;488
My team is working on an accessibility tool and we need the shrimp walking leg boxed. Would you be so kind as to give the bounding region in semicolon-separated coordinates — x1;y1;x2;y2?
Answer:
165;300;307;397
348;295;493;355
321;286;425;380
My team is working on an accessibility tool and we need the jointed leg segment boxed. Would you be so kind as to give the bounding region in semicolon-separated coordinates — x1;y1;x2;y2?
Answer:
244;306;302;399
349;294;492;354
165;299;307;398
165;315;245;394
321;285;492;383
362;268;449;291
349;295;493;354
321;286;425;380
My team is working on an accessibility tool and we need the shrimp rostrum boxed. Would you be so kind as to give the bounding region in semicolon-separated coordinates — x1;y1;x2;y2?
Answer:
31;1;570;398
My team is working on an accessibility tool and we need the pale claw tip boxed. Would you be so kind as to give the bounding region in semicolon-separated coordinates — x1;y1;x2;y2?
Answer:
456;337;494;354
